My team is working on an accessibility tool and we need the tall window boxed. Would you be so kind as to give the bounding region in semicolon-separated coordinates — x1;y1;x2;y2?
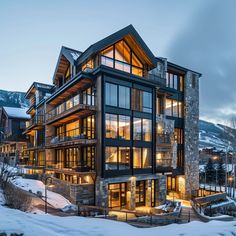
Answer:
133;147;151;169
166;72;184;91
101;40;143;77
105;82;130;109
132;89;152;113
106;114;130;140
106;114;118;139
165;99;183;118
105;146;130;170
133;118;152;142
106;83;117;106
175;128;184;144
119;85;130;109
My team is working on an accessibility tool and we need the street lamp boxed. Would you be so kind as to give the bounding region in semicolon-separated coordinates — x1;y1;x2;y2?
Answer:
45;176;53;214
228;176;234;197
212;156;218;192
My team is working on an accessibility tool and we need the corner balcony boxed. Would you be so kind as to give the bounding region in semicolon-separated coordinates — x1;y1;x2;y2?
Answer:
45;127;96;148
45;94;96;125
24;116;44;134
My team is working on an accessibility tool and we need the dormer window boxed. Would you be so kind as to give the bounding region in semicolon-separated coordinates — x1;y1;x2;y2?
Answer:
100;40;144;77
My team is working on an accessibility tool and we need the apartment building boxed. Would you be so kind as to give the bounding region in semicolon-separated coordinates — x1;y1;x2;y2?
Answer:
0;106;30;166
24;25;201;209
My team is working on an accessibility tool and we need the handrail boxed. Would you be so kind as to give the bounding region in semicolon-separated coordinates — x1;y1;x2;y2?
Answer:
46;127;95;145
46;93;95;121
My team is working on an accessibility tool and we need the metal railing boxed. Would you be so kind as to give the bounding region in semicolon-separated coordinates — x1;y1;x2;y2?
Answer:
26;115;44;128
46;127;95;145
46;93;95;121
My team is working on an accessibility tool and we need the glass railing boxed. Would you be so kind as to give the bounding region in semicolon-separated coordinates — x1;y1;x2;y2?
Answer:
46;127;95;145
156;159;172;167
46;93;95;121
148;73;166;86
156;134;171;144
100;55;144;77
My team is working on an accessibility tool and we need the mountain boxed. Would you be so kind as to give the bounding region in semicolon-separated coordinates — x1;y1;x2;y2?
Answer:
199;120;236;151
0;89;29;108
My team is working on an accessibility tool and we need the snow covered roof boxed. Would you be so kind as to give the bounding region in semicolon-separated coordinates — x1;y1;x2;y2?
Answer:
3;106;30;119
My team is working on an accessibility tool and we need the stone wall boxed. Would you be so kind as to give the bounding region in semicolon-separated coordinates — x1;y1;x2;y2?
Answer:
50;177;94;204
96;174;167;210
184;71;200;198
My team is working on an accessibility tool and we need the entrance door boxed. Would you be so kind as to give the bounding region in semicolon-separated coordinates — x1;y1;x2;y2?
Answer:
136;180;146;207
108;183;126;208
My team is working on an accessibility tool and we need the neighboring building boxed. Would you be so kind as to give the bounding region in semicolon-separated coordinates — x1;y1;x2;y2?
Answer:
23;82;53;173
0;106;30;166
24;25;201;209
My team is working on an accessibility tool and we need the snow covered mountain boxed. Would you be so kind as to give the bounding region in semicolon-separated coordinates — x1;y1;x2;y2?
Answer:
0;89;29;108
199;120;236;151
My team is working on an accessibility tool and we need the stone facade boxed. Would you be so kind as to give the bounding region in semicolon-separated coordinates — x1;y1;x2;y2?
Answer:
184;71;200;198
95;174;167;210
50;177;94;204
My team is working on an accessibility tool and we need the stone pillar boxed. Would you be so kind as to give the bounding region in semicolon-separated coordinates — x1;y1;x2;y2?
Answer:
127;177;136;210
95;177;108;208
184;71;200;199
156;175;167;205
146;179;152;207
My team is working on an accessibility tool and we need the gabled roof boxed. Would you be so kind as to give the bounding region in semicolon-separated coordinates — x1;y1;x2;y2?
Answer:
2;106;30;119
52;46;82;83
25;82;53;99
76;24;157;69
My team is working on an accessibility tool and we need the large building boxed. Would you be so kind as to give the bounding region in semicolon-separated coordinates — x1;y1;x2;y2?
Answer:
24;25;201;209
0;106;30;166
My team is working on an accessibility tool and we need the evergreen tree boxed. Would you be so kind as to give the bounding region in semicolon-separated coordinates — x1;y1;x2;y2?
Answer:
216;157;226;192
205;158;215;185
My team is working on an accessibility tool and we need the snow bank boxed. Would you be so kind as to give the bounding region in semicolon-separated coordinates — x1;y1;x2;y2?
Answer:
11;177;76;210
0;205;236;236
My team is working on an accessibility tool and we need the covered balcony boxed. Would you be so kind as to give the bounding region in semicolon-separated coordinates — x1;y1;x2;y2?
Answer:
45;127;96;148
46;92;96;126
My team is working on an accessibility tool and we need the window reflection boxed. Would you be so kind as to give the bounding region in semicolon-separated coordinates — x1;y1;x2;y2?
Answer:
133;147;151;169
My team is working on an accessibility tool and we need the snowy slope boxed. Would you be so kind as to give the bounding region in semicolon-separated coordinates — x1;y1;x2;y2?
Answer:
199;120;236;151
0;205;236;236
0;89;29;108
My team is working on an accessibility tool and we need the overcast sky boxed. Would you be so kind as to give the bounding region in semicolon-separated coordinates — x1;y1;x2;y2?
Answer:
0;0;235;124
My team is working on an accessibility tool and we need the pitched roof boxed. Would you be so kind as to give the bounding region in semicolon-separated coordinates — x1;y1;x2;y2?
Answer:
76;24;157;69
52;46;82;83
25;82;53;99
3;106;30;119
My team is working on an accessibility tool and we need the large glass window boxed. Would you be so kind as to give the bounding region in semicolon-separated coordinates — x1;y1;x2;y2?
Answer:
136;181;146;206
105;146;130;170
106;114;118;139
108;183;126;208
106;114;130;140
105;82;130;110
119;115;130;140
101;40;143;77
119;85;130;109
132;89;152;113
166;72;184;91
133;118;152;142
106;83;117;106
165;99;183;118
133;147;151;169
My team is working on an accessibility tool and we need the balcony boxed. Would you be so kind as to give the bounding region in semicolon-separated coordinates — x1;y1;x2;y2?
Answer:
46;163;95;173
46;127;96;148
156;134;171;146
156;159;172;168
46;93;96;125
148;73;166;86
25;116;44;133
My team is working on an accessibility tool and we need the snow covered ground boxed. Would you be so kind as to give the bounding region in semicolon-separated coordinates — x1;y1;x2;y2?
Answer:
0;205;236;236
11;177;76;210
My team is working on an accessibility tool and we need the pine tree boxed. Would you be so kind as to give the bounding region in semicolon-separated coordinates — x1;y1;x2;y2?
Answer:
216;157;226;192
205;158;215;185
